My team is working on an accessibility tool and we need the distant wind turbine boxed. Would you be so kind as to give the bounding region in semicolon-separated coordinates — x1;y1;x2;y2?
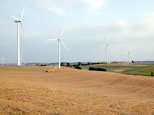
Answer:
124;46;133;62
0;54;7;65
46;27;68;68
100;37;113;63
20;54;24;65
11;6;27;66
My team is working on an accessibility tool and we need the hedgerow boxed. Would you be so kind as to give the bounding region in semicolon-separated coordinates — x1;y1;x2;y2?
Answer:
89;67;107;71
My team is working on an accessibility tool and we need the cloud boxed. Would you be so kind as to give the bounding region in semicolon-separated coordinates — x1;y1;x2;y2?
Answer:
33;0;67;15
143;12;154;28
85;0;104;9
64;16;154;48
0;21;6;25
29;0;104;15
144;12;154;20
0;20;13;39
62;0;104;9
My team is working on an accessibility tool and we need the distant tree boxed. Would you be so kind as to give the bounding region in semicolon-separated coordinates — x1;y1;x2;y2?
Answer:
75;65;82;70
132;60;135;63
40;64;46;66
151;72;153;76
67;63;70;67
89;67;107;71
73;64;78;67
61;62;64;66
78;62;81;66
69;65;72;67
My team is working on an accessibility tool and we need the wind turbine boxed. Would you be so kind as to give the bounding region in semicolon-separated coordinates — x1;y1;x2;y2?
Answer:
46;27;68;68
11;6;27;66
100;37;113;63
20;54;24;65
0;54;7;65
124;46;133;62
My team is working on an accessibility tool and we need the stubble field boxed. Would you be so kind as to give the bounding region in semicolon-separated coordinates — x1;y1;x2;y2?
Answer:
0;65;154;115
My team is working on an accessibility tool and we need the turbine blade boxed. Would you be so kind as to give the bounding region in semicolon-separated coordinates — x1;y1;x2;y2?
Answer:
60;40;68;51
100;45;106;47
11;15;20;20
21;22;27;41
46;39;59;41
109;45;113;51
130;53;133;57
60;27;65;39
21;6;25;21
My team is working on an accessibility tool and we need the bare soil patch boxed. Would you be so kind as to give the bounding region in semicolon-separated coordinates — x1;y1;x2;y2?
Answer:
112;68;133;72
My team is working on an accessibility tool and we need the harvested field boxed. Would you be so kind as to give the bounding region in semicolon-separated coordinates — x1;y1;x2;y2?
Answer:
0;65;154;114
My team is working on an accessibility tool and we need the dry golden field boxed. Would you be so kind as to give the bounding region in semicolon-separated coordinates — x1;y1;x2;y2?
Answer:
0;65;154;115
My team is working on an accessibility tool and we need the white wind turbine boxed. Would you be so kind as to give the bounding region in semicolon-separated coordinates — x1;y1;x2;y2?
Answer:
0;54;7;65
11;6;27;66
100;37;113;63
124;46;133;62
46;27;68;68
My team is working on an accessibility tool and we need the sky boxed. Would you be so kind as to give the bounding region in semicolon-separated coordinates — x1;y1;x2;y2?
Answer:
0;0;154;64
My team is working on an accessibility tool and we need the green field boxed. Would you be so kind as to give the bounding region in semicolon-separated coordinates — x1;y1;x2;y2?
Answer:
81;63;154;76
122;65;154;76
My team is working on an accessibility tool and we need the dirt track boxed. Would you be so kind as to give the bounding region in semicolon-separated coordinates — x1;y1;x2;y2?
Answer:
0;66;154;114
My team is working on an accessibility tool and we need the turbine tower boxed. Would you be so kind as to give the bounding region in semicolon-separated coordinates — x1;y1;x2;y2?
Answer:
100;37;113;63
124;46;133;62
0;54;7;65
46;27;68;68
11;6;27;66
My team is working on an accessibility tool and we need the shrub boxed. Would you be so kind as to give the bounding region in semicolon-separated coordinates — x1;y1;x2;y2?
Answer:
151;72;153;76
73;64;77;67
40;64;46;66
132;60;135;63
89;67;107;71
61;62;64;66
69;65;72;67
67;63;70;67
75;65;82;70
78;62;82;66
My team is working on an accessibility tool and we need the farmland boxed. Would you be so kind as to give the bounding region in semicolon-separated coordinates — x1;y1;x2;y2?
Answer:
122;65;154;76
0;65;154;114
81;63;154;76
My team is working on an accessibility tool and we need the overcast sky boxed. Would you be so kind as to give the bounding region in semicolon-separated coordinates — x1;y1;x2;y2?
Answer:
0;0;154;64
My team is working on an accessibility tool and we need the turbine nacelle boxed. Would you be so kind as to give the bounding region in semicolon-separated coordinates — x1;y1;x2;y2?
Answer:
14;20;21;23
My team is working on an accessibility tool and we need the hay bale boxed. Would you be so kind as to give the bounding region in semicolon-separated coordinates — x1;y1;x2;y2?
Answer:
46;70;57;72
